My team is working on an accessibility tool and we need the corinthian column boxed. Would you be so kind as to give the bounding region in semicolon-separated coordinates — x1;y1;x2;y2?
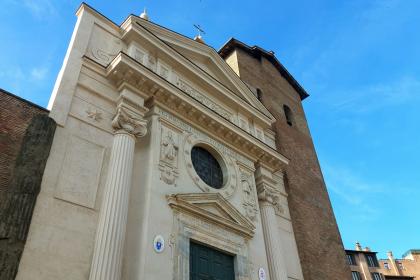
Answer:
256;167;288;280
89;106;148;280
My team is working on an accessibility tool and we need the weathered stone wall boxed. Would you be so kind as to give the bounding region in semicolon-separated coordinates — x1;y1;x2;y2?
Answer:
0;90;56;279
224;49;352;280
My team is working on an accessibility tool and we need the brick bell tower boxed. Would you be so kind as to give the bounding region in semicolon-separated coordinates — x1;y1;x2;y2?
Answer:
219;39;351;280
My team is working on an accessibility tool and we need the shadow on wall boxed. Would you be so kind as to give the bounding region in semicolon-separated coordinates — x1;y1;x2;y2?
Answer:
0;114;56;280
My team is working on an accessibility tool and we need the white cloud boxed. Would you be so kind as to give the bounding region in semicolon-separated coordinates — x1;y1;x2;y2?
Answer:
22;0;57;19
30;66;48;81
327;76;420;113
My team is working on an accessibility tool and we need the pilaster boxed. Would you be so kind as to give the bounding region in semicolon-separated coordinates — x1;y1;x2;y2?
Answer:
89;88;148;280
256;165;288;280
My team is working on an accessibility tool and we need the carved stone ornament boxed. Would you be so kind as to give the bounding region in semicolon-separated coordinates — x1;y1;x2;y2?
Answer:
86;108;103;122
241;171;258;221
183;133;238;198
257;184;284;215
159;127;179;185
111;107;148;137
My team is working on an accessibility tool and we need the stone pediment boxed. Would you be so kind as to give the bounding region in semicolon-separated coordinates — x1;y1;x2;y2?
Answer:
167;193;255;238
120;16;274;122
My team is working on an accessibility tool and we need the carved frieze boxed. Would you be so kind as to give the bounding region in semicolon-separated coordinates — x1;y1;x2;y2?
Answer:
159;126;179;185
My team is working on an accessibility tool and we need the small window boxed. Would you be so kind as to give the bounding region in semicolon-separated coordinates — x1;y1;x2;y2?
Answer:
371;272;383;280
384;262;390;269
256;88;263;101
398;262;404;270
191;146;224;189
283;105;294;126
352;271;362;280
366;254;379;267
347;253;357;265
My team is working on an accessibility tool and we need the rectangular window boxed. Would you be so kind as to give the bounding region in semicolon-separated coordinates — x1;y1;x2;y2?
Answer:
351;271;362;280
384;262;390;269
366;254;379;267
371;272;383;280
347;253;357;265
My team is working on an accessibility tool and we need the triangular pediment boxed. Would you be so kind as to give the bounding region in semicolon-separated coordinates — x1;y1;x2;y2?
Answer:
124;17;274;121
167;193;255;238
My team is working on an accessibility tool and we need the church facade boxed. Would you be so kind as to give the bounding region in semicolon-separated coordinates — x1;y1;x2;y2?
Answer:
14;3;350;280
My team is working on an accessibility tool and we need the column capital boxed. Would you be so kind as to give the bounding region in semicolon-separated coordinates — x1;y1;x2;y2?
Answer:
112;106;148;137
255;165;284;215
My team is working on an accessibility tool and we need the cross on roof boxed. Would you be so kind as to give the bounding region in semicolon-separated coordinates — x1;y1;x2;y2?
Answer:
193;24;206;36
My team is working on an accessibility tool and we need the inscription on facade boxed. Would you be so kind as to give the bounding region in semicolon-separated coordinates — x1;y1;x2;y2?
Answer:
176;78;234;122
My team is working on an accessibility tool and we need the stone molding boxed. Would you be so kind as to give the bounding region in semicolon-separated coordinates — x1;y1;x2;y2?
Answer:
167;193;254;280
105;52;288;170
167;193;255;239
183;133;238;198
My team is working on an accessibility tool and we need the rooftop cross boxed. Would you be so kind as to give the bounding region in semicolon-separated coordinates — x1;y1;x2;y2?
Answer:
193;24;206;37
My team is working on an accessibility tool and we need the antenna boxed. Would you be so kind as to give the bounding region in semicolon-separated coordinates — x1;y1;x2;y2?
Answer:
193;24;206;37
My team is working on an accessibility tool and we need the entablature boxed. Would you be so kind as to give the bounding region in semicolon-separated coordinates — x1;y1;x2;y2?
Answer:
101;52;289;170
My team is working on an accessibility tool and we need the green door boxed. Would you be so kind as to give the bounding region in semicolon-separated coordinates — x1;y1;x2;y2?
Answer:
190;241;235;280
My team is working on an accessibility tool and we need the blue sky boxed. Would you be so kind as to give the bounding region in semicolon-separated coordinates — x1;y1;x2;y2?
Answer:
1;0;418;259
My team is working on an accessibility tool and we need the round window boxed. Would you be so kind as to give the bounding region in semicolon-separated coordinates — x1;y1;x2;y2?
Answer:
191;146;224;189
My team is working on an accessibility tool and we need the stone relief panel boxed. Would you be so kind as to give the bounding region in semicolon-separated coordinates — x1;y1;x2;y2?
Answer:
159;126;180;186
240;169;258;221
87;24;122;66
55;135;105;208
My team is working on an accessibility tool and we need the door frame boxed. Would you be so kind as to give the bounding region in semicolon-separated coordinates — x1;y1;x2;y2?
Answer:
169;211;252;280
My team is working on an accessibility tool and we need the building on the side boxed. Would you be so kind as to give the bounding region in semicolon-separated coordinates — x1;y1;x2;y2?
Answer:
346;243;416;280
379;250;420;280
0;89;56;279
11;3;350;280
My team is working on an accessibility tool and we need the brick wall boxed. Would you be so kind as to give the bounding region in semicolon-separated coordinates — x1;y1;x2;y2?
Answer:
0;89;56;279
223;48;351;280
0;89;48;194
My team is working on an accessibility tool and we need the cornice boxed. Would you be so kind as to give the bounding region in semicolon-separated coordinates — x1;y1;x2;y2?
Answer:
120;18;275;126
167;193;255;239
105;52;289;169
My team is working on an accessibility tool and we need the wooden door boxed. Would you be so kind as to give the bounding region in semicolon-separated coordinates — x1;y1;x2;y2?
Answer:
190;241;235;280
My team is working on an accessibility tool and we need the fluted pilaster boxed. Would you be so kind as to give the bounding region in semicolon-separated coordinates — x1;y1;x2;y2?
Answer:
89;106;148;280
256;165;288;280
259;200;288;280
